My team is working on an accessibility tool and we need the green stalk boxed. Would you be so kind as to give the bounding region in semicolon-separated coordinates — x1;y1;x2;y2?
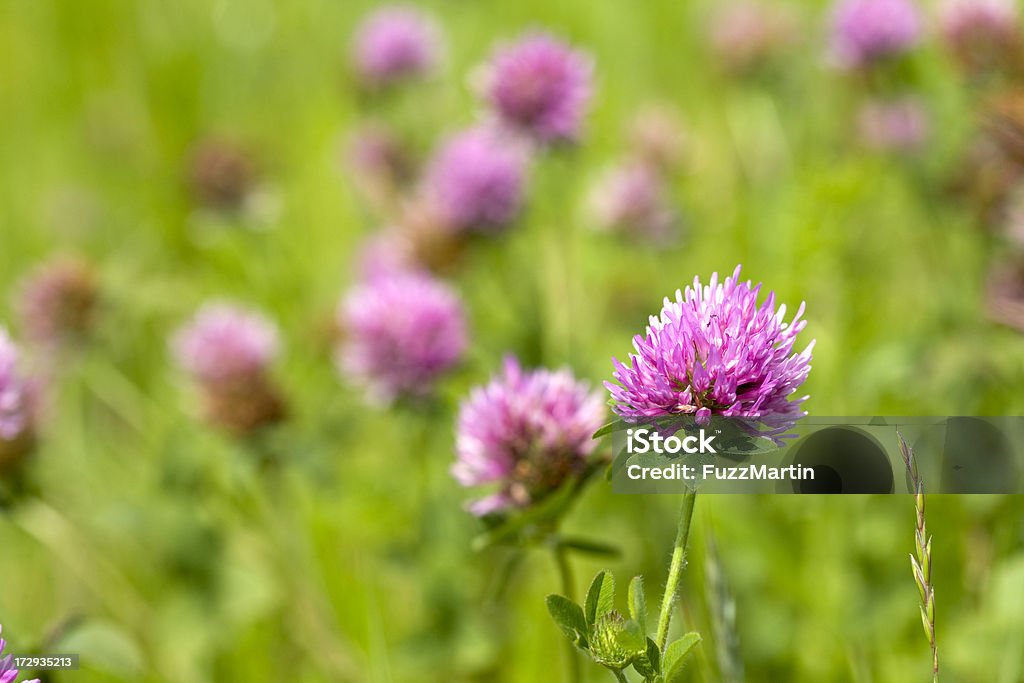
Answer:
899;434;938;683
554;544;583;683
613;669;630;682
656;490;698;652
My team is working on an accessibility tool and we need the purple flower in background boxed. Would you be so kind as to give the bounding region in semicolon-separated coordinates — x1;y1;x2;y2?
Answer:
484;32;593;144
424;127;528;233
338;271;467;403
0;625;40;683
352;6;442;88
857;96;929;151
606;266;813;426
0;330;32;442
453;356;605;515
987;258;1024;331
940;0;1017;43
172;304;285;434
344;123;414;214
356;231;423;282
939;0;1020;72
16;256;99;349
830;0;921;69
187;138;257;213
626;105;690;172
709;1;799;74
588;162;678;243
355;207;466;279
173;304;279;385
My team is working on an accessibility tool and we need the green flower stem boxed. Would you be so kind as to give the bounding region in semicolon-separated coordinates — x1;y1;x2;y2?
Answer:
554;544;583;683
485;549;525;606
613;669;630;682
656;490;698;652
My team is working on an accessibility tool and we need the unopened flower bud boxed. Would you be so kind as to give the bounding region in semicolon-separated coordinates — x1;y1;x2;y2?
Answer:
187;138;257;213
589;612;634;670
16;256;100;350
172;303;286;435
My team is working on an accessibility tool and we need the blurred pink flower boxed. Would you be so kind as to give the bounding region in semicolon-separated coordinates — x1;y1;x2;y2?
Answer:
352;6;442;88
453;356;605;515
344;122;414;214
356;231;423;282
16;256;99;350
337;271;467;403
987;259;1024;332
356;203;468;278
940;0;1017;44
830;0;921;69
172;304;286;434
187;138;257;213
0;330;32;442
173;303;280;385
626;105;690;172
484;32;593;144
938;0;1020;73
588;162;678;243
423;127;528;233
710;1;799;73
857;96;929;151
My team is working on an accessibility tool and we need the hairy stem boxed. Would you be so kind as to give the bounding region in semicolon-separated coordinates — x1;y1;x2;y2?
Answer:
554;544;582;683
656;490;698;652
612;669;630;682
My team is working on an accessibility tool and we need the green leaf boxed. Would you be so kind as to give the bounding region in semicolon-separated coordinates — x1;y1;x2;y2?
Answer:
592;419;630;439
628;576;647;630
471;474;580;551
632;637;661;678
59;620;144;676
713;435;780;457
545;594;589;648
606;444;631;481
472;458;607;550
615;619;647;653
647;637;661;674
584;570;616;626
663;632;702;683
471;494;567;550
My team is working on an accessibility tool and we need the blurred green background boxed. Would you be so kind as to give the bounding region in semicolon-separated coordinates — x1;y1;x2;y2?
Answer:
1;0;1024;681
